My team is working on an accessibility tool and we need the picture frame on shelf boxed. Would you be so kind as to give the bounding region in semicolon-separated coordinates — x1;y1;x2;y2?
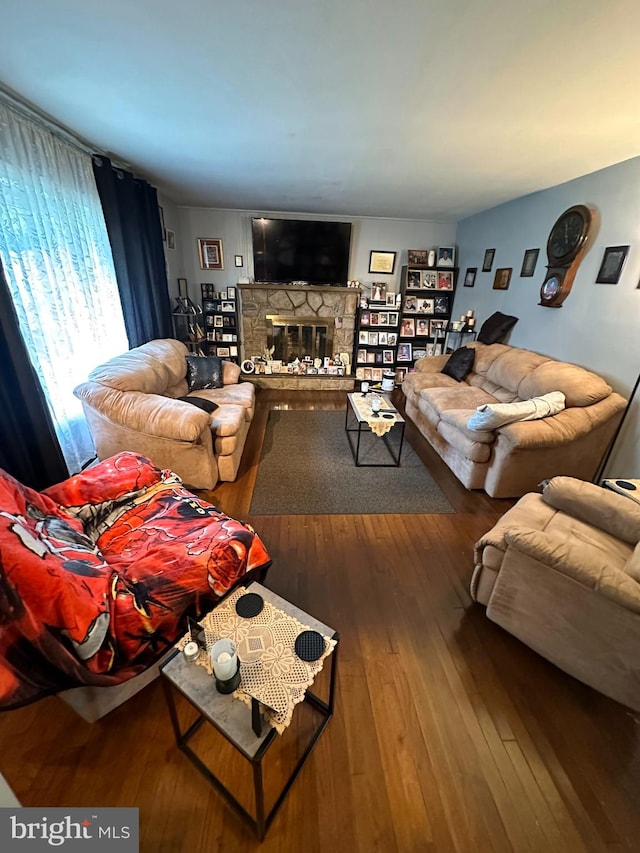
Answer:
378;332;388;345
369;250;397;274
360;311;371;325
358;330;369;345
378;311;388;324
383;349;395;364
422;271;437;289
493;267;512;290
596;245;629;284
357;349;367;363
221;301;235;312
387;332;398;346
366;352;376;364
395;366;407;384
385;292;397;307
434;296;449;314
416;298;435;314
198;238;224;270
387;312;399;325
219;290;227;300
463;267;477;287
413;348;427;360
430;319;447;336
436;271;453;290
213;315;223;327
370;313;379;326
368;331;379;346
407;270;421;288
217;347;231;357
437;247;455;267
227;286;236;298
404;295;417;312
408;249;429;265
371;282;387;301
230;345;238;357
520;248;540;277
397;343;413;362
416;318;429;336
400;317;416;337
482;248;495;272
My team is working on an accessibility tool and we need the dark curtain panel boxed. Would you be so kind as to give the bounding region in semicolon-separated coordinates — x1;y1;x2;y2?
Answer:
0;258;68;489
92;156;173;347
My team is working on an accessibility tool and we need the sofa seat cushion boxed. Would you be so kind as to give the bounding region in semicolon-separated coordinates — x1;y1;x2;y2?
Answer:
625;543;640;582
439;409;495;443
402;371;460;399
418;385;497;419
210;404;246;437
202;383;255;411
437;420;493;462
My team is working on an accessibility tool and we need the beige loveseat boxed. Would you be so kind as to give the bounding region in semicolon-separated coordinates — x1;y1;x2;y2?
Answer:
471;477;640;712
74;339;255;489
401;342;626;498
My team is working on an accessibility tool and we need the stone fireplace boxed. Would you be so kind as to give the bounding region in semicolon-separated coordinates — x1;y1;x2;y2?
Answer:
238;283;360;379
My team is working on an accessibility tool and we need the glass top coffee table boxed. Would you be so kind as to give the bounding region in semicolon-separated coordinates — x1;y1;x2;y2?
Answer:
345;391;405;466
160;583;338;840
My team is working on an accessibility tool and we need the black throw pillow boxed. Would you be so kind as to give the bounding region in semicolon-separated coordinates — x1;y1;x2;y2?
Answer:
176;395;219;414
185;355;223;391
477;311;518;344
441;346;475;382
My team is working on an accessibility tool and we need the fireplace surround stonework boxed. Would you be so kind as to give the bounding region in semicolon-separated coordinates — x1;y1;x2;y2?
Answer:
238;283;360;389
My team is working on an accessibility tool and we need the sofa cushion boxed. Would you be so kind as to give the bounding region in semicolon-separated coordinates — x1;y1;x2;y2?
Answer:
418;385;497;417
477;312;518;344
186;355;223;391
441;347;475;381
542;477;640;545
89;339;188;395
467;391;566;430
210;404;246;437
439;409;496;443
176;395;219;414
519;361;613;407
625;543;640;582
437;421;493;462
203;382;255;410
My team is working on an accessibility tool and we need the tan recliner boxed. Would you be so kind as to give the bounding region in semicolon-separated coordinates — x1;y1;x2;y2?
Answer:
471;477;640;711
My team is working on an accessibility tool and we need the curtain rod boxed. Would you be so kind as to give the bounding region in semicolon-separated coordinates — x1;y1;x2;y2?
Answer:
0;82;130;169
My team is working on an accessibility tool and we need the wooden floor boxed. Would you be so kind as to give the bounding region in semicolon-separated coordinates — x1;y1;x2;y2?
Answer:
1;390;639;852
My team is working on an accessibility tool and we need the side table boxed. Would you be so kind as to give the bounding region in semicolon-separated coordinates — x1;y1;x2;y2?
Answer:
160;583;338;839
601;478;640;505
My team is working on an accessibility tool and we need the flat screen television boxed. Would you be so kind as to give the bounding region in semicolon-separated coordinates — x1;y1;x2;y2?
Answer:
252;217;352;285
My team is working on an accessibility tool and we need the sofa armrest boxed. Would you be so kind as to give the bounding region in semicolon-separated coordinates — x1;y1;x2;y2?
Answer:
496;394;624;449
75;383;211;442
222;360;241;385
503;527;640;614
542;476;640;545
414;354;450;373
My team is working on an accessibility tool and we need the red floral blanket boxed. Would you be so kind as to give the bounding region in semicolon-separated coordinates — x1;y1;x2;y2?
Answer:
0;452;270;709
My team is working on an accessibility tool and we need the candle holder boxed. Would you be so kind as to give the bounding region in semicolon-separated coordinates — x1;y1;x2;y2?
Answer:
210;638;241;694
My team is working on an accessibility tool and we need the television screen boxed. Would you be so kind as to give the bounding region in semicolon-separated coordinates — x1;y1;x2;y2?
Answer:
252;218;352;285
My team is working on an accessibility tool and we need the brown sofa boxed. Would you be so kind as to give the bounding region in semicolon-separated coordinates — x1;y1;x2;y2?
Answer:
401;342;626;498
74;339;255;489
471;477;640;711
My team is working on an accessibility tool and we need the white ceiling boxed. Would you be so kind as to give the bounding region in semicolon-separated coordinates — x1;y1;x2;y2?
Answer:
2;0;640;222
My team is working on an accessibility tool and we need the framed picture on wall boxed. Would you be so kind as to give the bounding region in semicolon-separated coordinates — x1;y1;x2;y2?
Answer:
198;238;224;270
369;250;397;274
493;267;512;290
463;267;477;287
520;248;540;277
482;248;495;272
596;245;629;284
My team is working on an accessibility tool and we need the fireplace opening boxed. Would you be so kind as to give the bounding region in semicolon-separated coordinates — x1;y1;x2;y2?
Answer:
266;315;334;363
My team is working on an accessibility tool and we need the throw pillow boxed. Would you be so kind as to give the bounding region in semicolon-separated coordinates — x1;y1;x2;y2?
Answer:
176;396;219;414
466;391;566;430
185;355;223;391
477;311;518;344
441;346;475;382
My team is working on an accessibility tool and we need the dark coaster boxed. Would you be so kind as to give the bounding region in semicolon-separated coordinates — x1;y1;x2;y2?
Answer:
382;412;394;419
235;592;264;618
295;630;325;662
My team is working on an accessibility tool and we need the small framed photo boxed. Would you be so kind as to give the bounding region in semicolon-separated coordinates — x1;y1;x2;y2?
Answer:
416;298;434;314
408;249;429;265
520;248;540;277
482;248;495;272
387;332;398;346
416;318;430;336
463;267;477;288
360;311;370;325
221;301;235;312
217;347;231;357
213;315;223;327
387;312;399;326
413;348;427;360
378;331;388;345
366;352;376;364
383;349;395;364
434;296;449;315
371;282;387;301
230;345;238;357
198;238;224;270
400;316;416;337
370;313;379;325
437;247;455;267
437;271;453;290
372;368;383;382
166;230;176;251
407;269;421;288
219;289;227;300
404;295;417;312
397;343;413;362
422;270;437;289
385;292;397;307
596;245;629;284
227;286;236;298
369;250;397;274
430;319;447;336
395;366;407;384
234;255;243;268
368;331;379;346
358;330;369;345
493;267;512;290
357;349;367;364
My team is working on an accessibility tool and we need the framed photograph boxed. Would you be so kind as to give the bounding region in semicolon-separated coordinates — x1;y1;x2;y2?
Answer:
383;349;395;364
437;271;453;290
407;269;421;288
430;319;447;336
434;296;449;315
426;343;435;357
437;247;455;267
400;316;416;337
378;312;388;325
213;315;223;327
404;295;417;312
413;348;427;360
166;230;176;251
372;369;383;382
408;249;429;265
375;351;383;365
219;289;227;300
230;345;238;357
369;250;397;274
221;301;235;312
227;286;236;298
422;270;437;289
416;318;430;336
463;267;477;288
395;367;407;384
385;292;397;307
358;331;369;345
198;238;224;270
397;343;413;362
370;312;379;325
360;311;370;326
217;347;231;357
357;349;367;364
378;331;388;345
520;248;540;278
387;332;398;346
596;245;629;284
482;248;495;272
493;267;512;290
366;352;376;364
387;312;399;326
234;255;243;268
371;282;387;301
416;298;434;314
368;331;379;346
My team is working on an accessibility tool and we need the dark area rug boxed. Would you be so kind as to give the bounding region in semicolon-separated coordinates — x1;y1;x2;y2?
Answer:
250;410;454;515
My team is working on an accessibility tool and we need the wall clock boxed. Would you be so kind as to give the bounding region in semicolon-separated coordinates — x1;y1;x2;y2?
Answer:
539;204;597;307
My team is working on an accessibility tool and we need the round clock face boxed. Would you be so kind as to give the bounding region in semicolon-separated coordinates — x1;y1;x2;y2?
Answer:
541;275;561;303
547;206;590;264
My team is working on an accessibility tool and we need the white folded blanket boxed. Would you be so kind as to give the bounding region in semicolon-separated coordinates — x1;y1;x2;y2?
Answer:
467;391;566;430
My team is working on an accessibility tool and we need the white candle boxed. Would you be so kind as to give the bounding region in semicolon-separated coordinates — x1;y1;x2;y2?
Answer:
210;639;238;680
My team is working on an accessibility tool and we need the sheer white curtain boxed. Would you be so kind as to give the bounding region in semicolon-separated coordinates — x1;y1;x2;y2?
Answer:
0;101;129;473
